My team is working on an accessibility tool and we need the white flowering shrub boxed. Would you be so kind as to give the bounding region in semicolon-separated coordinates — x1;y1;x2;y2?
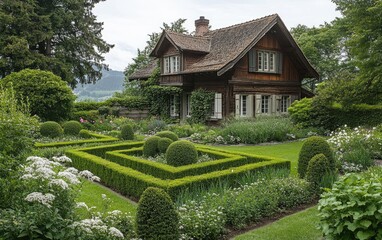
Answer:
327;125;382;172
178;197;226;239
0;155;133;240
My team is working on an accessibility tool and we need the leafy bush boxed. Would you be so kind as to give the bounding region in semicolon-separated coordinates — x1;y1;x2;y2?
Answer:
288;97;314;128
189;89;215;124
155;131;179;141
62;121;82;136
79;129;92;139
74;101;106;111
306;154;332;190
98;106;110;116
143;136;161;157
157;138;173;154
0;69;75;121
0;86;38;158
298;136;335;178
40;121;63;138
169;124;208;138
136;187;179;240
318;168;382;240
166;140;197;167
141;118;167;134
120;124;134;140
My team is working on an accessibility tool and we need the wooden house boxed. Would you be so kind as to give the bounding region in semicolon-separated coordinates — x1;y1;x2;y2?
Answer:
138;14;318;120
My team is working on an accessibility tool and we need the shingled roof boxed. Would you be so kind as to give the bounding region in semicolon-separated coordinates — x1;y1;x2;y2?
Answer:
150;14;318;78
129;58;158;80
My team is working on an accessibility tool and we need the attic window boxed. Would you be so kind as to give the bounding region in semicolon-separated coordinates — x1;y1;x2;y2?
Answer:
248;49;282;74
163;55;180;74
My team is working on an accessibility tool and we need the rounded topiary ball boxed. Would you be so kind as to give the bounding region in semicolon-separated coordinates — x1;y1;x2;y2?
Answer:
166;140;198;167
120;124;134;140
136;187;179;240
298;136;335;178
306;153;331;188
158;138;173;154
40;121;63;138
62;120;82;135
143;136;161;157
155;131;179;141
79;129;91;138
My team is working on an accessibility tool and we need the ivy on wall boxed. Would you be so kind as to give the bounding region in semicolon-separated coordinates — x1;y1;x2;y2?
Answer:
145;85;182;119
190;89;215;124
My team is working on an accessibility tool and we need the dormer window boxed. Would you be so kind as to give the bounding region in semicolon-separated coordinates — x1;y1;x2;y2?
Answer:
249;49;282;74
163;55;180;74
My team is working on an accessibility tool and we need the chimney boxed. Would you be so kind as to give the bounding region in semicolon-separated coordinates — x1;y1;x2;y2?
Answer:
195;16;209;36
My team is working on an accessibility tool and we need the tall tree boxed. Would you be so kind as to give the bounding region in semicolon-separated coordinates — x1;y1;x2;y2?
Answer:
124;18;188;81
0;0;113;88
332;0;382;103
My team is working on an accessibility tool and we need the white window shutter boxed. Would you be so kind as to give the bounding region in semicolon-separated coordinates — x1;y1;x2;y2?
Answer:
255;94;261;115
247;95;254;117
235;94;240;117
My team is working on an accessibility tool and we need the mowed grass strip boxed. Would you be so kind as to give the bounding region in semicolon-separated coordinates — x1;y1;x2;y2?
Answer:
76;180;137;216
233;206;321;240
214;140;304;176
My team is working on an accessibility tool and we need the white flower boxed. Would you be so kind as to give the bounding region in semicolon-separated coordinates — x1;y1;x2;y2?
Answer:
64;167;79;175
24;192;55;208
49;179;69;189
76;202;89;210
58;171;80;184
109;227;124;238
52;155;72;163
79;170;101;182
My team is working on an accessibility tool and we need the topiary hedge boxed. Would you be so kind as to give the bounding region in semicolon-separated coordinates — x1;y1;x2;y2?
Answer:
62;120;82;135
166;140;198;167
298;136;335;178
157;138;173;154
306;153;331;190
136;187;179;240
143;136;161;157
40;121;63;138
155;131;178;141
120;124;134;140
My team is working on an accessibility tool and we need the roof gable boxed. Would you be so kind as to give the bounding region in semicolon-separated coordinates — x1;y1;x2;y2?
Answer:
150;14;318;79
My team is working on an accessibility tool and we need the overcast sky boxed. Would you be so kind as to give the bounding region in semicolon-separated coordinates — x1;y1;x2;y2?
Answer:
94;0;341;72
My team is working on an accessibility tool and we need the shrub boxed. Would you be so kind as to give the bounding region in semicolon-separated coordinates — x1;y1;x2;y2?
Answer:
98;106;110;116
120;124;134;140
157;138;173;154
136;187;179;240
0;69;75;121
40;121;63;138
318;168;382;240
79;129;92;138
288;97;314;128
298;136;335;178
143;136;161;157
166;140;197;167
62;121;82;136
306;154;332;190
155;131;178;141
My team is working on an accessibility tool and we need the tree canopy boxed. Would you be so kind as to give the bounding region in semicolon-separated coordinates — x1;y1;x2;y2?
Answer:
0;0;113;88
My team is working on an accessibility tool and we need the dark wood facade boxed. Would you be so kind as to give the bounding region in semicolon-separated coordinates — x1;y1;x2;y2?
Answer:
150;15;318;120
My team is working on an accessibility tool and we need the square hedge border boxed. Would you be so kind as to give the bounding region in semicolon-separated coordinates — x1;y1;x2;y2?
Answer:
66;142;290;199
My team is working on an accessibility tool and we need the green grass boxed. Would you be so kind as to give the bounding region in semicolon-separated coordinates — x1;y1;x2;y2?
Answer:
214;140;304;176
76;180;137;216
234;206;321;240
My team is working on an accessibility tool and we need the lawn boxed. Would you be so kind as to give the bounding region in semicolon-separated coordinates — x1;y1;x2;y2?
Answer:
234;206;321;240
76;180;137;216
214;140;304;176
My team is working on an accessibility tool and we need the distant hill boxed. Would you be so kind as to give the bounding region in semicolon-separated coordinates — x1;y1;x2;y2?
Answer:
74;69;125;102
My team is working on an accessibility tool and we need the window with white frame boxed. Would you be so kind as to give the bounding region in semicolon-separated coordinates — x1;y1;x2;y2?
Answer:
169;95;178;117
249;49;281;73
280;95;290;113
211;93;222;119
163;55;180;74
261;95;270;113
240;95;247;116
